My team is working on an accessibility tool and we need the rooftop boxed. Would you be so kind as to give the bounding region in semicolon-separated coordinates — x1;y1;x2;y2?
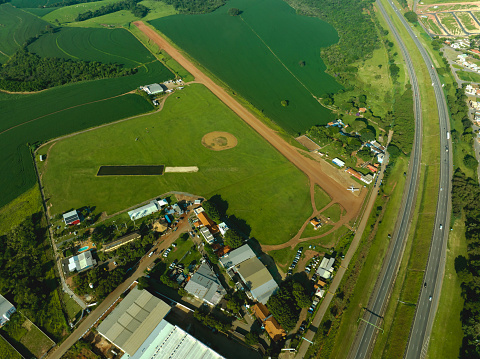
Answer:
97;287;171;355
219;244;256;269
128;202;160;220
68;250;96;272
103;232;141;252
236;257;278;304
184;263;226;306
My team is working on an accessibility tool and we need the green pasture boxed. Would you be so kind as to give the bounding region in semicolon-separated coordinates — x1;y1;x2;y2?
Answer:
42;0;122;24
62;292;82;321
314;185;331;211
457;70;480;82
23;7;57;16
424;18;442;35
10;0;64;7
300;223;334;239
28;26;155;66
151;0;342;134
0;4;51;63
0;336;21;359
42;84;312;245
456;12;477;32
438;13;463;35
0;186;42;236
322;203;342;223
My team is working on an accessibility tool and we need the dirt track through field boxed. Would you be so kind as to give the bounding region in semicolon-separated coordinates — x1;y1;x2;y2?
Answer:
134;22;365;249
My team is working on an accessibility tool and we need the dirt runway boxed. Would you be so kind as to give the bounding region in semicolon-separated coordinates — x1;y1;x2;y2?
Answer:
134;22;366;247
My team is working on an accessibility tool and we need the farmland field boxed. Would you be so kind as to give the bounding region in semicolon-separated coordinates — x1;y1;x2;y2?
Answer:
438;12;464;35
42;84;312;245
455;12;479;32
0;4;51;63
9;0;64;7
150;0;342;134
0;26;174;208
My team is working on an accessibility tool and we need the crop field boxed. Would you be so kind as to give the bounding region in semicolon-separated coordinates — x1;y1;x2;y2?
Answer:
0;4;51;63
28;27;156;66
421;17;443;35
61;1;177;27
151;0;343;134
0;186;42;236
42;0;123;24
9;0;64;7
438;12;464;35
42;84;312;245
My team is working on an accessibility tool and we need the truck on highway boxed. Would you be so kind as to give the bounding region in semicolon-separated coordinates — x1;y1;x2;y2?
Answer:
447;131;450;140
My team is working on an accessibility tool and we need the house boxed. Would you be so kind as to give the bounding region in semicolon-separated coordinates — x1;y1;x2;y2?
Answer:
142;83;165;95
172;203;184;216
63;210;81;226
316;257;335;280
39;154;46;161
346;168;362;180
199;226;214;244
97;287;172;356
157;198;168;208
370;140;385;153
196;210;219;234
367;164;378;173
102;232;141;252
128;201;160;221
315;288;325;298
184;263;226;306
472;49;480;55
67;250;96;272
194;199;203;205
466;84;477;96
377;153;384;164
310;218;322;230
218;222;229;236
332;158;345;168
0;295;16;327
359;107;367;113
220;245;278;304
251;303;286;341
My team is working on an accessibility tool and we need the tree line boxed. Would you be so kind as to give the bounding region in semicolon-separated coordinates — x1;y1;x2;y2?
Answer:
159;0;225;14
46;0;103;8
0;48;135;92
452;169;480;358
390;87;415;154
75;0;149;21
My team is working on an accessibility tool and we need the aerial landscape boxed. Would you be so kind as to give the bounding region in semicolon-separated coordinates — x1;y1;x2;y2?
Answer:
0;0;479;358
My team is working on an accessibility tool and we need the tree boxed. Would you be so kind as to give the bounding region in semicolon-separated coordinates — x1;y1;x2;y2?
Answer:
228;7;241;16
224;229;243;249
245;332;259;345
299;60;306;67
351;119;367;133
281;100;289;107
360;128;375;142
292;282;312;308
202;200;221;223
404;11;418;23
464;154;478;170
137;276;150;290
388;144;401;159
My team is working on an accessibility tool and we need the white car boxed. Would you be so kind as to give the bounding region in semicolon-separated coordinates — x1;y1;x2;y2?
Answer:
439;224;443;230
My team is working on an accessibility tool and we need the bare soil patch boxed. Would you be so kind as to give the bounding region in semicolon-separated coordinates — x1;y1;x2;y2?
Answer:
202;131;238;151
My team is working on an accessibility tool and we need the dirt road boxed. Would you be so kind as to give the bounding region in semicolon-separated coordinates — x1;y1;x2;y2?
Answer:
133;21;365;232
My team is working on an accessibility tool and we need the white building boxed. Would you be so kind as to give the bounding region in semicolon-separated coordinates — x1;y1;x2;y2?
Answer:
128;201;160;221
68;250;96;273
316;257;335;280
218;222;229;236
0;295;16;327
142;83;164;95
332;158;345;168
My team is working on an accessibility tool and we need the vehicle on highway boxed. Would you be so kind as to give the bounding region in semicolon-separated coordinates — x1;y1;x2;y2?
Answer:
440;224;443;230
429;296;432;301
424;282;427;288
148;251;154;257
299;321;307;332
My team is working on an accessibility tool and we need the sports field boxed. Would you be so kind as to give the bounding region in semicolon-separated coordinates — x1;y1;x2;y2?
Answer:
150;0;342;134
0;4;51;63
42;84;312;245
0;27;174;208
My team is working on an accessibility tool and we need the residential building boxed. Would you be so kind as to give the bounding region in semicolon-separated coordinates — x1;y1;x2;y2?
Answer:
220;245;278;304
199;226;214;244
67;250;96;272
0;295;16;327
128;201;160;221
128;320;224;359
251;303;286;341
184;263;226;306
97;287;171;356
310;218;322;230
361;173;374;184
157;198;168;207
346;168;362;180
377;153;384;164
218;222;229;236
63;210;80;226
196;211;219;234
316;257;335;280
172;203;184;215
102;232;141;252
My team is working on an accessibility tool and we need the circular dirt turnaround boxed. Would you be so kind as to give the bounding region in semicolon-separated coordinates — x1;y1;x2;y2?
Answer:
202;131;238;151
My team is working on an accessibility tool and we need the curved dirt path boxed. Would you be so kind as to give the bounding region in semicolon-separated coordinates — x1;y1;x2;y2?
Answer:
133;21;366;249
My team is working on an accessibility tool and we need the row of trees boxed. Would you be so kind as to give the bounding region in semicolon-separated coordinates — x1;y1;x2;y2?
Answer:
267;277;312;331
391;87;415;154
75;0;148;21
47;0;103;8
160;0;226;14
73;265;125;300
193;308;231;332
0;49;135;92
452;170;480;357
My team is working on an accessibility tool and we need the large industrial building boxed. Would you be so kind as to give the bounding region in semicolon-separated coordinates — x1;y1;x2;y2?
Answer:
184;263;226;306
219;245;278;304
128;201;161;221
97;287;224;359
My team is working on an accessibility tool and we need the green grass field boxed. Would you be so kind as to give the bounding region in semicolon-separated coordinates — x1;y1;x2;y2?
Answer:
322;203;342;223
314;185;331;211
456;12;477;32
438;12;464;35
151;0;343;134
0;4;51;63
62;292;82;321
0;25;175;208
10;0;64;7
300;223;334;239
422;17;443;35
1;312;54;358
0;335;21;359
457;70;480;83
42;84;312;245
42;0;124;24
0;186;42;235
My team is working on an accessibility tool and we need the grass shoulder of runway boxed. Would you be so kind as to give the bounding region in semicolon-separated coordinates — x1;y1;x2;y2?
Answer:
41;84;312;245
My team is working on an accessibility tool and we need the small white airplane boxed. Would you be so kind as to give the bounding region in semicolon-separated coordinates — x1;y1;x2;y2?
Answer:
348;186;359;193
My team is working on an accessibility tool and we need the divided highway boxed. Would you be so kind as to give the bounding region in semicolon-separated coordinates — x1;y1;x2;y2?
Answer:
349;0;452;358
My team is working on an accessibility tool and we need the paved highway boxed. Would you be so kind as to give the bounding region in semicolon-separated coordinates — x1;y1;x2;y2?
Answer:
349;0;452;358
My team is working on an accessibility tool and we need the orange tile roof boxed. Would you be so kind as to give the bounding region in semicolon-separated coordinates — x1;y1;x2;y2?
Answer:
346;168;362;180
196;212;219;233
252;303;286;341
359;107;367;113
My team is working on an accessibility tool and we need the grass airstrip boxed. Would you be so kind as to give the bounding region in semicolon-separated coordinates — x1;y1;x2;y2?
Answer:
41;84;312;245
151;0;342;134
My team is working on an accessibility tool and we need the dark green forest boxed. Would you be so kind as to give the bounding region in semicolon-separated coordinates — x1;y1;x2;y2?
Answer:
160;0;225;14
75;0;149;21
46;0;103;7
390;88;415;154
0;49;135;92
451;170;480;358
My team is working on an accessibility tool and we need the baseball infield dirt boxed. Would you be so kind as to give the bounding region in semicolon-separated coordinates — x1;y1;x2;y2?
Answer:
133;22;366;249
